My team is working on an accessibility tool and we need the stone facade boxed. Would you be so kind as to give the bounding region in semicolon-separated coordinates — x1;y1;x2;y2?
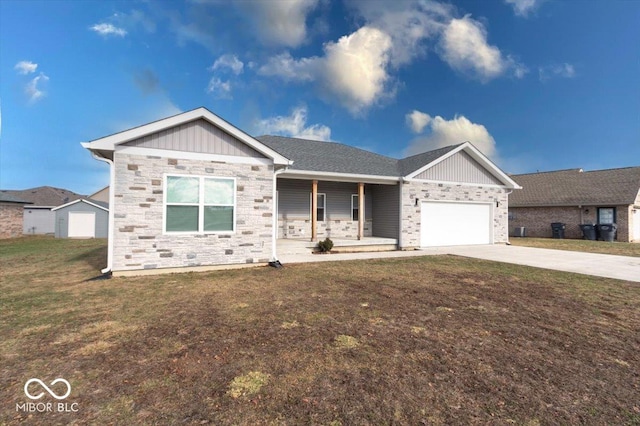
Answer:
509;204;636;242
278;218;373;239
112;153;274;271
0;203;25;239
400;181;508;249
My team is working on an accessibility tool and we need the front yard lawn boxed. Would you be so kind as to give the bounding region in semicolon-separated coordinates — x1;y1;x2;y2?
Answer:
1;237;639;425
510;237;640;257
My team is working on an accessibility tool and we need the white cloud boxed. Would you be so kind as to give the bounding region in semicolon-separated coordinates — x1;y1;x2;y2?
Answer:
210;54;244;75
14;61;38;75
259;26;393;115
241;0;320;47
505;0;544;17
438;15;522;81
255;106;331;141
539;63;576;81
90;23;127;37
406;110;432;134
206;77;232;99
25;73;49;104
405;113;497;158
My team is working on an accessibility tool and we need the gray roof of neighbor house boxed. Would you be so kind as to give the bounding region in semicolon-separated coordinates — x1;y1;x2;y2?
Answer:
510;167;640;207
0;186;84;207
0;193;32;204
256;135;461;177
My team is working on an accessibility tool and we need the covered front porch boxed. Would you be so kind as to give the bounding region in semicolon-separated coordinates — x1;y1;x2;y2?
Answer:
277;236;398;255
276;177;400;248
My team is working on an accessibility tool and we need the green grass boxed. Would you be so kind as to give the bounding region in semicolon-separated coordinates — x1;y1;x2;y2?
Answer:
510;237;640;257
1;236;639;425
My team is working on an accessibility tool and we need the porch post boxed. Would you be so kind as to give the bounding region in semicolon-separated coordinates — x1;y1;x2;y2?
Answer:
357;182;365;240
311;180;318;242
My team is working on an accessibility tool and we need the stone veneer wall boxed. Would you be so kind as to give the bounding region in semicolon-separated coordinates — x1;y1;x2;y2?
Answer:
112;153;274;271
509;205;633;242
278;218;373;239
0;203;25;239
400;181;508;249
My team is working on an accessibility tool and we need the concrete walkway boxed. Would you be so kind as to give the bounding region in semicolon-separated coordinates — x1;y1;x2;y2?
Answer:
278;245;640;283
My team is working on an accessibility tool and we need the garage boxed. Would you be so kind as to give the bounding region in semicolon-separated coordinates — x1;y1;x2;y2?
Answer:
52;199;109;239
68;212;96;238
420;201;492;247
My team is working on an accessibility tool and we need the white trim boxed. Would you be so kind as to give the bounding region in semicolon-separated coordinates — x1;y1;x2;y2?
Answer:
51;198;109;212
406;177;510;189
310;192;326;222
82;107;291;165
404;142;521;189
272;168;286;261
163;173;236;235
281;169;400;185
114;146;273;165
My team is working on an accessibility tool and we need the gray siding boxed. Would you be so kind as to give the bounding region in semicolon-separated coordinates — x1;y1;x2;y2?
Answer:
23;208;55;234
54;202;109;238
371;184;400;238
124;119;266;158
277;179;372;220
414;151;503;185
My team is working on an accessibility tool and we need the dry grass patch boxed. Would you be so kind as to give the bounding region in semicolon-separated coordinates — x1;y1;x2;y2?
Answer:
333;334;360;349
510;237;640;257
227;371;270;398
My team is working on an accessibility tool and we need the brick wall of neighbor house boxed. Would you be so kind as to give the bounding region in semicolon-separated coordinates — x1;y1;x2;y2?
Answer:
278;218;373;239
509;205;633;242
0;203;25;239
400;181;508;249
112;153;274;271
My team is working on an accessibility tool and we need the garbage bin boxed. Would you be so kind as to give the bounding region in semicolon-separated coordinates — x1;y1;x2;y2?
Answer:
597;223;617;242
551;222;566;239
513;227;526;237
579;224;597;241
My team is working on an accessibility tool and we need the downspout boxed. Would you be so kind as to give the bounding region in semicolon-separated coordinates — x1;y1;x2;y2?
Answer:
90;152;114;274
271;166;287;262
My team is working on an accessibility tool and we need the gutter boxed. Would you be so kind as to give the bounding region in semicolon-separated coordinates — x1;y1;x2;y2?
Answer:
89;151;114;274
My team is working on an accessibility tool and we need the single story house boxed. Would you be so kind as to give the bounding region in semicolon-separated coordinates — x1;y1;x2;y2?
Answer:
0;193;32;239
0;186;84;235
509;167;640;242
82;107;520;275
52;199;109;238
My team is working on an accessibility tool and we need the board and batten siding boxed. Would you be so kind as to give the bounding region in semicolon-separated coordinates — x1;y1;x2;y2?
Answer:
54;202;108;238
370;184;400;239
277;179;372;220
415;151;502;185
123;119;265;158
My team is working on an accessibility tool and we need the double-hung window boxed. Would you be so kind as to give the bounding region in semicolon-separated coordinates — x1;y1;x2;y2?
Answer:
351;194;364;221
165;175;235;233
310;193;326;222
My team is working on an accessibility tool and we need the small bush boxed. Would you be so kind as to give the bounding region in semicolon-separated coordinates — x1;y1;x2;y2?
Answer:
317;238;334;253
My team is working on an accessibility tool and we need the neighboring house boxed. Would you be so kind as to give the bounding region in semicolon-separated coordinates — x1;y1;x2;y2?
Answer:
0;193;32;239
82;107;520;275
509;167;640;242
0;186;84;234
52;199;109;238
89;186;110;203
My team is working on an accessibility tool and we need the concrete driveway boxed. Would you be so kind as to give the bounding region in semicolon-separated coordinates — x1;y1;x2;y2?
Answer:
420;245;640;283
278;245;640;283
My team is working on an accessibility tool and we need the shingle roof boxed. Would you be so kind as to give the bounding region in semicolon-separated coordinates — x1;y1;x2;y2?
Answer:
257;135;400;176
510;167;640;207
0;193;32;204
0;186;84;207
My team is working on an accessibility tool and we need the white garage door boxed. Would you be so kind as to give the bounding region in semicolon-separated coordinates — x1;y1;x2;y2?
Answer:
633;209;640;241
420;201;492;247
68;212;96;238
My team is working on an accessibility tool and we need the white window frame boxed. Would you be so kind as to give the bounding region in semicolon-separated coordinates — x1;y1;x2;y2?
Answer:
310;192;326;222
163;174;236;235
351;194;364;221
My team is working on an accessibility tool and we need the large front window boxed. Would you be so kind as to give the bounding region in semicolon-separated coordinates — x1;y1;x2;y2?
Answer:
165;175;235;233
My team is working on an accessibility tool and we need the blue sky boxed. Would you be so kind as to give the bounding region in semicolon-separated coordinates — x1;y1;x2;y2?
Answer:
1;0;638;195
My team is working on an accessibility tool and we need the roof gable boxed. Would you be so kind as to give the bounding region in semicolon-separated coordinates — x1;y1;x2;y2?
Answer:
510;167;640;207
82;107;290;165
51;198;109;212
